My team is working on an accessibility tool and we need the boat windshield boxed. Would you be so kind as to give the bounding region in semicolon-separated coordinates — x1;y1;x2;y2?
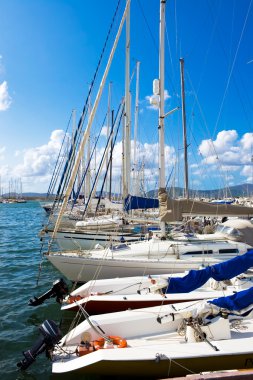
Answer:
215;224;243;238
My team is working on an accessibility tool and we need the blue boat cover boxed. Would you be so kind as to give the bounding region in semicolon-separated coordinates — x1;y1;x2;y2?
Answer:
124;194;159;211
166;250;253;294
208;286;253;311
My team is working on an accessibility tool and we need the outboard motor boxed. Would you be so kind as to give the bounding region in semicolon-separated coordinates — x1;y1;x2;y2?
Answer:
17;320;62;370
28;278;68;306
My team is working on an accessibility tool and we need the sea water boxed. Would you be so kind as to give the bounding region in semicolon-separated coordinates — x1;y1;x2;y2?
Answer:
0;201;101;380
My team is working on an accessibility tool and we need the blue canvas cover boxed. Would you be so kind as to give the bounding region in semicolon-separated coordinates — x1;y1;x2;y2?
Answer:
166;250;253;294
209;286;253;311
124;194;159;211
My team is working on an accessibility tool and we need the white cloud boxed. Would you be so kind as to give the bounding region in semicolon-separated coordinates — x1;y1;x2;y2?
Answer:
0;164;9;177
88;139;175;192
11;129;66;179
0;81;12;111
240;165;253;182
0;129;68;192
190;163;199;169
240;133;253;151
197;130;253;184
199;130;238;157
101;125;109;137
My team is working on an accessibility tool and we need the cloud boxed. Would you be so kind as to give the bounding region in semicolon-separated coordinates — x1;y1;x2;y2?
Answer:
0;165;9;180
0;81;12;111
12;129;66;178
197;130;253;184
89;139;175;192
199;130;238;157
240;133;253;151
101;125;109;137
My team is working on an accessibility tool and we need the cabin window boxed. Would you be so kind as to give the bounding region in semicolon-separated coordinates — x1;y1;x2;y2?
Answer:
183;250;213;255
219;249;239;254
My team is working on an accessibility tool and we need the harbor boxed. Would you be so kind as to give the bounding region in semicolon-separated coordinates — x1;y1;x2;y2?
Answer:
1;0;253;379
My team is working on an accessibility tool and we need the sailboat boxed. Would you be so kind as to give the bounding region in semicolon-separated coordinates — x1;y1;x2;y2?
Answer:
18;286;253;377
59;250;253;314
46;0;253;283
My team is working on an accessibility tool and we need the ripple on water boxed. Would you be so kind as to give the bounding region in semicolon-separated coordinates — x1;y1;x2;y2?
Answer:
0;202;104;380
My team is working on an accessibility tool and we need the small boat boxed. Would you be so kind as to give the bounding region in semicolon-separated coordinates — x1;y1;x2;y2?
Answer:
17;287;253;378
60;250;253;313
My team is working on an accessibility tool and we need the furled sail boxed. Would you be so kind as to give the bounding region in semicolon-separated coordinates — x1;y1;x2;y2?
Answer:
166;250;253;294
158;187;253;222
209;286;253;312
124;194;159;211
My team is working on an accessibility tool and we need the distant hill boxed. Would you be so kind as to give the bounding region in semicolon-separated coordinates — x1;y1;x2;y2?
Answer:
2;183;253;200
147;183;253;199
1;192;53;200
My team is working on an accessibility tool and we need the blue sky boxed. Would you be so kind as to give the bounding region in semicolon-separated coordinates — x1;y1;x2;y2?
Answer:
0;0;252;195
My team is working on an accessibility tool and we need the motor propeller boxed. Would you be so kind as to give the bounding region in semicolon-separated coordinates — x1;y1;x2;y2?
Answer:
17;320;62;370
28;278;68;306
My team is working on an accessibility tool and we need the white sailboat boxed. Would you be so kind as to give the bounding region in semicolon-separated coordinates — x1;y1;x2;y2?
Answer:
60;250;253;314
18;286;253;377
46;0;253;283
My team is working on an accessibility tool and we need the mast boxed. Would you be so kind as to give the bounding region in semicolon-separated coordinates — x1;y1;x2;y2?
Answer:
71;109;79;199
123;0;131;201
51;0;131;241
109;110;114;201
86;92;91;202
133;61;140;196
106;82;112;195
158;0;166;236
179;58;189;199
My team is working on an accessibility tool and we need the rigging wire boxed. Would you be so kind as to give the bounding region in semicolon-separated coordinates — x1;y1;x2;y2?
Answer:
95;106;124;214
36;0;122;286
51;0;122;213
211;0;253;139
47;112;73;197
82;102;124;218
71;111;109;208
208;0;253;131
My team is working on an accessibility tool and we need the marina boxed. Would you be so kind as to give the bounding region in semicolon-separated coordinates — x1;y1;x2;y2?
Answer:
1;0;253;379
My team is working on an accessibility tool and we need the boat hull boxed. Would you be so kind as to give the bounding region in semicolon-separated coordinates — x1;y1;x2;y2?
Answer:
47;252;226;282
46;238;252;282
51;229;145;250
52;344;253;377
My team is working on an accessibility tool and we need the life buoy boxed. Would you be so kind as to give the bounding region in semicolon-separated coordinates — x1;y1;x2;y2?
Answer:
93;336;127;349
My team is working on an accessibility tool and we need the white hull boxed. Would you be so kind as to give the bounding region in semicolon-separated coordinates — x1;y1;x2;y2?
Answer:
46;238;251;282
51;229;145;251
61;270;253;313
52;300;253;377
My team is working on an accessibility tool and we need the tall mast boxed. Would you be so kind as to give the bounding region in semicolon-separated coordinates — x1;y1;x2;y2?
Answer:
86;93;91;202
159;0;166;236
133;61;140;196
123;0;131;200
179;57;189;199
51;0;131;241
109;110;114;201
106;82;112;195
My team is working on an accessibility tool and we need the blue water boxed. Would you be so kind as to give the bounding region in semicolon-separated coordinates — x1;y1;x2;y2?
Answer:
0;201;101;380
